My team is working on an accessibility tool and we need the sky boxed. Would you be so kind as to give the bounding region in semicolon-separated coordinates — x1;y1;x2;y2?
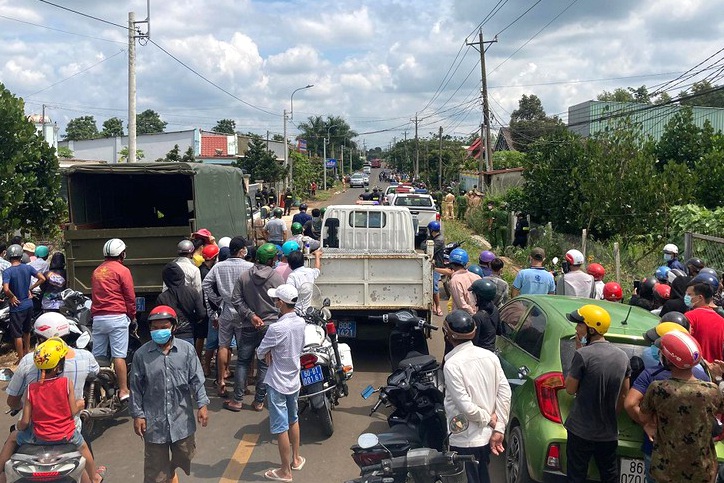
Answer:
1;0;723;150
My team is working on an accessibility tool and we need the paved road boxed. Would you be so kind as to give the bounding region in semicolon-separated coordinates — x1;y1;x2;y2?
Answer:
0;168;506;482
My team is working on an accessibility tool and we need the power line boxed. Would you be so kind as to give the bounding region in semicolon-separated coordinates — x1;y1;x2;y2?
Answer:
489;70;694;89
0;14;126;44
37;0;129;30
495;0;542;37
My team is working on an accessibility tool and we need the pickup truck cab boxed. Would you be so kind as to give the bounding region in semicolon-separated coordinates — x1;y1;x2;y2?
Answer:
392;193;440;248
349;173;365;188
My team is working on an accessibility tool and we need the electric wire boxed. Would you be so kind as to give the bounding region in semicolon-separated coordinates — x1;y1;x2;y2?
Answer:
0;14;126;44
37;0;129;30
495;0;542;37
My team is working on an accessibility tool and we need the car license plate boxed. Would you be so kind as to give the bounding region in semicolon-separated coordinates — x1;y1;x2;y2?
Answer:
337;321;356;338
619;458;645;482
301;365;324;386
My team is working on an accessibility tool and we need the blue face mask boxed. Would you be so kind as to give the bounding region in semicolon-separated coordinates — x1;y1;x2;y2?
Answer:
650;345;660;360
580;336;587;345
684;294;693;308
663;253;673;262
150;328;173;345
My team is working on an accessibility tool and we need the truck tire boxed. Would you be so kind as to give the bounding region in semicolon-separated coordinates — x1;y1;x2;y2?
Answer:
319;395;334;437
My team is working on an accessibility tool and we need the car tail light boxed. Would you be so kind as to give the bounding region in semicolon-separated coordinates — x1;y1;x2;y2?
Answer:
534;372;565;424
325;322;336;335
352;450;386;468
436;212;441;221
300;353;318;369
545;443;561;470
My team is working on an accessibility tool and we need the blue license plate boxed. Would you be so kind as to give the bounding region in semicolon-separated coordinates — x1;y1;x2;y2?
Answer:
301;365;324;386
135;297;145;312
338;321;356;338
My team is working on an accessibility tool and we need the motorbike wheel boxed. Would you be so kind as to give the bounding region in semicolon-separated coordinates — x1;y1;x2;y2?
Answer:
319;395;334;437
506;426;532;483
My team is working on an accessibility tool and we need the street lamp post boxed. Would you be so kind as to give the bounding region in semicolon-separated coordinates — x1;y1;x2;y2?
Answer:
284;84;314;190
323;124;337;191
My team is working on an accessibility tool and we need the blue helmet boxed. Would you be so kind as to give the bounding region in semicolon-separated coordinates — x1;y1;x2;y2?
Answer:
427;221;441;233
655;265;671;283
281;240;300;257
449;248;469;267
467;264;484;277
691;272;720;293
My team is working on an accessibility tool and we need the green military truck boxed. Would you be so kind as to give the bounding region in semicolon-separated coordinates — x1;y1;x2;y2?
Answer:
63;162;251;316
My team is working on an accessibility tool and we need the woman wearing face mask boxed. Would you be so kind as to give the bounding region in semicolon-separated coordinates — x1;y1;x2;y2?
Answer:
156;263;205;346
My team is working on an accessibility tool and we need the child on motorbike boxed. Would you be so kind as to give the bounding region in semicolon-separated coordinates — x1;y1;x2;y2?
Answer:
14;338;102;483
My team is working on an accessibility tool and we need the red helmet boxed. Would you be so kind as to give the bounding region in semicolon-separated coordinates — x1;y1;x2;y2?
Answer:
148;305;177;324
603;282;623;301
192;228;213;240
660;331;702;369
587;263;605;281
654;283;671;301
202;244;220;260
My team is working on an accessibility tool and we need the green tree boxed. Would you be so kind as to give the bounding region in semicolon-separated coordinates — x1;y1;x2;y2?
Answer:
63;115;99;140
212;119;236;134
290;151;321;197
57;146;73;158
272;134;284;142
118;146;145;162
596;85;651;104
509;94;565;152
693;137;724;209
155;144;181;162
182;146;196;163
296;115;358;159
680;80;724;108
234;134;285;183
100;117;124;137
136;109;167;134
0;83;66;237
656;107;704;168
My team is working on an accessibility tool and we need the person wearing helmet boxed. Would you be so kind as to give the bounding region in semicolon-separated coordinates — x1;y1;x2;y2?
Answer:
3;244;47;362
292;203;311;227
40;252;67;312
218;236;232;249
265;208;288;247
629;276;658;311
427;220;445;316
639;331;722;483
303;208;323;241
168;239;202;293
467;264;485;277
556;249;596;298
654;265;670;285
684;280;724;363
202;237;253;395
227;243;285;412
642;321;689;369
602;282;623;302
196;243;220;363
587;263;606;300
659;271;692;317
190;229;216;268
276;240;300;281
662;243;686;272
283;188;294;216
290;223;321;255
564;304;632;483
358;187;373;201
512;248;555;296
448;248;480;316
483;258;510;309
13;338;102;482
625;328;710;483
370;187;381;203
468;279;501;351
442;309;511;483
478;250;495;277
512;212;530;248
651;283;671;314
157;263;205;345
130;305;209;483
268;186;277;207
90;238;135;402
685;257;706;277
28;246;50;311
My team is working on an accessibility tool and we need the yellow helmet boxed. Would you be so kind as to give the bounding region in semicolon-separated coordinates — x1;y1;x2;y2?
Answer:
644;321;689;344
33;338;69;370
567;304;611;335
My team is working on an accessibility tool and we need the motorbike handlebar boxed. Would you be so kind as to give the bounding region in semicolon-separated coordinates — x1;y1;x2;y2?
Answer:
422;323;439;331
369;398;383;415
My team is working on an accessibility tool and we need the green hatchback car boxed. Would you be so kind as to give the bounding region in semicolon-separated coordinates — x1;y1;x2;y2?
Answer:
497;295;674;483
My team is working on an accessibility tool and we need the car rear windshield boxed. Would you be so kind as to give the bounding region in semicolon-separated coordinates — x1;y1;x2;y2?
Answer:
394;196;433;207
560;338;647;378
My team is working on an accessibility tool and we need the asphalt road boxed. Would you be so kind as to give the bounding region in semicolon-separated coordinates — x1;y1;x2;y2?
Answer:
0;168;507;482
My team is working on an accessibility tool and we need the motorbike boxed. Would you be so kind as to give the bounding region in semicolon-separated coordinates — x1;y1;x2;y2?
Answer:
440;241;462;299
369;310;438;371
297;284;354;437
0;295;10;344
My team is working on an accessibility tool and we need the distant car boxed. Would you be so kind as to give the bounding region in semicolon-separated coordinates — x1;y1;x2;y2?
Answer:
362;165;371;174
349;173;365;188
392;193;438;248
363;175;370;186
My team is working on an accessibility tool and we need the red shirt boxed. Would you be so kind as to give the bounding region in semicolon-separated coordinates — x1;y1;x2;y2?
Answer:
28;377;75;442
687;306;724;362
91;260;136;319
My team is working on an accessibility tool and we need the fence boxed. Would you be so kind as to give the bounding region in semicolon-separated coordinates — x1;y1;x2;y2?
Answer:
684;233;724;274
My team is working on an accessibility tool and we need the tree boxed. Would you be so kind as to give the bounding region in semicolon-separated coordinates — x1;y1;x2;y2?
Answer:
272;134;284;142
100;117;124;137
234;134;286;183
680;80;724;108
693;136;724;209
136;109;167;134
182;146;196;163
57;146;73;158
212;119;235;134
290;151;321;197
596;86;651;104
155;144;181;162
656;107;704;168
0;83;66;237
296;115;358;159
63;116;99;140
509;95;565;152
118;146;145;162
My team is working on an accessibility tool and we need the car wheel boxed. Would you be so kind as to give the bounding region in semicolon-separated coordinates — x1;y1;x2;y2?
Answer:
506;425;533;483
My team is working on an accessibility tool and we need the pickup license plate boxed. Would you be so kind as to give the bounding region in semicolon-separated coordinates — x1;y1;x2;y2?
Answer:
301;365;324;386
619;458;645;482
337;321;357;338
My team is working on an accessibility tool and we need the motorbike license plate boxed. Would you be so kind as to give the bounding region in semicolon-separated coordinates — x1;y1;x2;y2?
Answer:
337;321;356;338
135;297;146;312
619;458;645;482
301;365;324;386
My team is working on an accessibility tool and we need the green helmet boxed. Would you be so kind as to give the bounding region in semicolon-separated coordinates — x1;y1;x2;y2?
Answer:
365;188;370;192
320;207;326;215
469;279;497;302
35;245;49;258
273;207;283;217
291;222;303;235
256;243;278;264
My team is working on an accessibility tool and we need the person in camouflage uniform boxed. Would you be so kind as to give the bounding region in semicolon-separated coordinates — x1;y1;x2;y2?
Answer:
491;202;509;250
455;192;468;220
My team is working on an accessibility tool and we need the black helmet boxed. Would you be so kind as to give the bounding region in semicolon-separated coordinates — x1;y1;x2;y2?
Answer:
299;203;308;211
469;279;497;302
639;276;657;298
443;310;476;341
686;258;705;272
659;311;691;332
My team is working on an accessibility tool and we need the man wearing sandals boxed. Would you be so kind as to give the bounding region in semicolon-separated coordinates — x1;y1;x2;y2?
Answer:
257;284;307;482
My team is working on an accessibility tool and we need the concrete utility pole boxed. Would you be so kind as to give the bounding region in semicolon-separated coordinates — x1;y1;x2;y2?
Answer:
128;3;150;163
285;84;314;189
467;29;497;188
411;113;420;179
438;126;443;190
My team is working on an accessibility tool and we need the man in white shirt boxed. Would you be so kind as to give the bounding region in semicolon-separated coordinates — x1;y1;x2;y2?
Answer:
556;249;595;298
286;250;322;313
442;309;511;483
169;240;202;293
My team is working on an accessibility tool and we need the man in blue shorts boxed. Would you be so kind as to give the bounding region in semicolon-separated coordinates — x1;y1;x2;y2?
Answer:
256;284;306;482
511;247;555;296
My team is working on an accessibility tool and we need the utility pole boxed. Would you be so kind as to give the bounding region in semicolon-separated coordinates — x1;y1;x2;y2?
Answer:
438;126;443;190
467;29;497;188
128;3;150;163
411;113;420;179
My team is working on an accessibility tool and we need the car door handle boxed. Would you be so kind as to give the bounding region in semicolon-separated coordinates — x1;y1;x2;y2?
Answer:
517;366;530;378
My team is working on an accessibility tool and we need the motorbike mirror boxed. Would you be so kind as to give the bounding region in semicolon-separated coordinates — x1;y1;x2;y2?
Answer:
305;307;315;316
75;332;91;350
323;297;331;307
60;288;74;300
0;368;14;381
357;433;379;450
449;414;469;434
552;257;559;265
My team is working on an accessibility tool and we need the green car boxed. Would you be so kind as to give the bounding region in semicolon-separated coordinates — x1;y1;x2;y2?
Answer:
496;295;689;483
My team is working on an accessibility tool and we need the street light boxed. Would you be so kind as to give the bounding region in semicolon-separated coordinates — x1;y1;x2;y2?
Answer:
284;84;314;189
323;124;337;191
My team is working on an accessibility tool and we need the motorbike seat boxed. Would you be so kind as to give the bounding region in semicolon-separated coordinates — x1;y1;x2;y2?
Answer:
376;425;423;449
398;353;437;372
16;443;78;455
96;356;112;368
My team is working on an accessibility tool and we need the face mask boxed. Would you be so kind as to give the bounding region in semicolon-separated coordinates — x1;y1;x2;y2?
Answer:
274;260;280;269
150;328;173;345
580;336;587;345
663;254;673;262
684;294;693;308
650;345;660;360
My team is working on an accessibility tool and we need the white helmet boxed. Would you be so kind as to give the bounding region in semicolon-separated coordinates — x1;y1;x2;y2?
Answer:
565;249;585;266
34;312;79;339
663;243;678;254
218;237;231;249
102;238;126;257
177;240;195;255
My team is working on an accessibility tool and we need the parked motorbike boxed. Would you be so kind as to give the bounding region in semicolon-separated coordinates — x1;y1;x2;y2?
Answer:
297;285;354;437
0;295;10;344
369;310;438;371
440;241;462;299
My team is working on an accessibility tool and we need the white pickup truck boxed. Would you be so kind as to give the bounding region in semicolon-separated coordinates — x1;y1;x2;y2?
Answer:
312;205;433;341
391;193;440;249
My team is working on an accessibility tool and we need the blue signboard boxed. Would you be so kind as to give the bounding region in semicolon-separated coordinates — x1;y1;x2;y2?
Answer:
325;158;337;168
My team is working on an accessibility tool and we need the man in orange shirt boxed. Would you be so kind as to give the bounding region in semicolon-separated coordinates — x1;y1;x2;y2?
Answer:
91;238;136;401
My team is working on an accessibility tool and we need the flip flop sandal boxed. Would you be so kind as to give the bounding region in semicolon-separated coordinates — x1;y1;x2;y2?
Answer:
96;465;107;483
291;456;306;471
214;380;228;398
252;401;264;412
264;469;292;482
223;400;243;412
